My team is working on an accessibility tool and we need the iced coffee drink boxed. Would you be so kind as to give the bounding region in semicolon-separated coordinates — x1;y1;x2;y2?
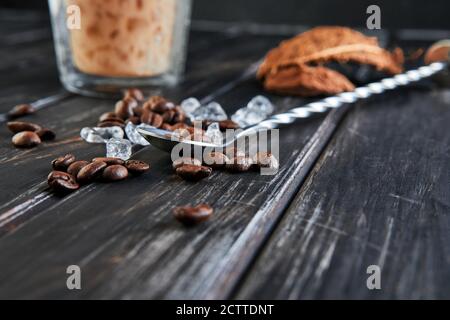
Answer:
67;0;176;77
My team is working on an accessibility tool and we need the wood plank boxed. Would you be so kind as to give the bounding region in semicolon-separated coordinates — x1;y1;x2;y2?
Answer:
0;31;352;299
236;82;450;299
0;33;284;232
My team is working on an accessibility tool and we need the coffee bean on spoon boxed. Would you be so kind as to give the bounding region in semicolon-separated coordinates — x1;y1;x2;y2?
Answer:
176;164;212;181
125;160;150;174
115;97;138;120
7;104;36;119
144;96;174;114
133;106;144;118
77;161;107;184
126;116;141;125
92;157;125;166
36;128;56;141
7;121;42;134
67;160;90;177
173;204;214;226
12;131;41;148
47;171;79;194
219;120;240;131
162;106;186;124
102;165;129;182
97;120;125;128
52;154;76;171
140;110;163;128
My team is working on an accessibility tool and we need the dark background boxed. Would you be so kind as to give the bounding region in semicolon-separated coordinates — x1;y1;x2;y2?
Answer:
1;0;450;30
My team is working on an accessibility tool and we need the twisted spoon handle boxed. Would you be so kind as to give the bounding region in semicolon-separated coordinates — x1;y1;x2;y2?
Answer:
242;62;446;134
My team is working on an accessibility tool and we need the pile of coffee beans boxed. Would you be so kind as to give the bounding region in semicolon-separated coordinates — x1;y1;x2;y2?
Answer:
7;121;55;148
173;204;214;226
97;89;239;141
47;153;150;194
174;149;279;182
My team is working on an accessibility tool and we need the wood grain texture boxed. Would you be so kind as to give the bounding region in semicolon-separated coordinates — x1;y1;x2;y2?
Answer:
236;84;450;299
0;25;347;299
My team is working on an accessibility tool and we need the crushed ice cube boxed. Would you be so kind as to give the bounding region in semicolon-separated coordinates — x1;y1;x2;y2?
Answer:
231;107;267;128
106;138;132;160
205;122;223;145
80;126;124;144
191;101;227;121
125;122;150;146
181;97;201;115
247;95;274;115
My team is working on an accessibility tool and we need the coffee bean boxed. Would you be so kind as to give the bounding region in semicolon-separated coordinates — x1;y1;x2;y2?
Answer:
173;204;213;226
7;104;35;119
92;157;125;165
253;152;279;170
102;165;129;182
140;110;163;128
123;88;145;101
52;154;76;171
125;160;150;174
7;121;42;134
77;161;107;184
126;116;141;125
36;128;56;141
219;120;240;131
162;106;186;124
99;112;119;122
171;123;190;130
143;96;174;114
226;156;253;172
12;131;41;148
115;97;138;120
203;152;229;169
133;106;144;117
97;120;125;128
176;164;212;181
48;171;79;194
161;123;173;131
67;160;90;177
172;157;202;169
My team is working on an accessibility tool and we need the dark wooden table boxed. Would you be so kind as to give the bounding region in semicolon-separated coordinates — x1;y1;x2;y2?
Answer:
1;12;450;300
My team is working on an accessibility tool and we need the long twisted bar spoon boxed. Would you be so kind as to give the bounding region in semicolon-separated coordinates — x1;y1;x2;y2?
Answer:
138;61;447;152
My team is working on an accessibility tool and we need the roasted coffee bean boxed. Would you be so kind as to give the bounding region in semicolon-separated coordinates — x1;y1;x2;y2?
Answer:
67;160;90;177
102;165;129;182
143;96;174;114
115;97;138;120
47;171;79;193
99;112;119;122
97;120;125;128
203;152;229;169
125;160;150;174
226;156;253;172
77;161;107;184
92;157;125;165
7;121;42;134
173;204;214;226
126;116;141;125
133;106;144;117
162;106;186;124
176;164;212;181
140;110;163;128
172;157;202;169
36;128;56;141
52;154;76;171
171;123;190;130
123;88;145;101
224;147;246;158
252;152;279;170
161;123;173;131
219;120;240;131
7;104;35;119
12;131;41;148
8;104;35;119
